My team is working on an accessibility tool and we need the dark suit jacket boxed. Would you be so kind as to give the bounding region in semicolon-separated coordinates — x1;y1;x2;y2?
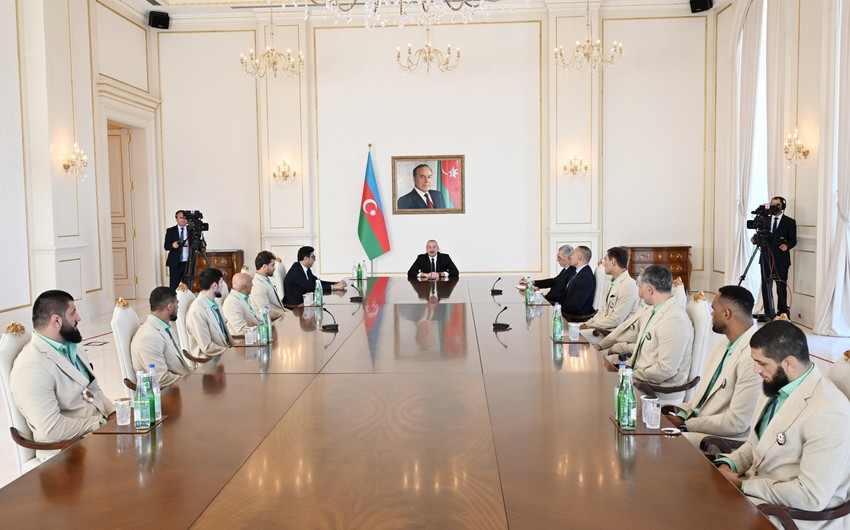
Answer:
535;266;576;304
163;225;188;268
407;253;459;278
408;279;459;300
559;265;596;316
760;215;797;271
282;263;334;306
397;189;446;210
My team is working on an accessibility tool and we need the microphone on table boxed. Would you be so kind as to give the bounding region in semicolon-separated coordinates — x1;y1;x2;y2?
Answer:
490;276;503;295
493;306;509;331
321;307;339;332
350;283;363;303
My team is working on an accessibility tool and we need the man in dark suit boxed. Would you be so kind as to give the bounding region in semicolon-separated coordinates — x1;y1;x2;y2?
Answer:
282;246;347;306
163;210;189;289
520;244;576;305
397;164;447;210
407;240;459;279
758;196;797;317
559;245;596;320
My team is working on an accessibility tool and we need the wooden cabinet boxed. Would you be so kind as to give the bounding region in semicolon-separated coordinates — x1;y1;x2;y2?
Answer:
190;249;244;292
625;246;692;293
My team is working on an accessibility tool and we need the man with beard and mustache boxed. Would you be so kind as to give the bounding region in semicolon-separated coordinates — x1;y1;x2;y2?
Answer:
715;321;850;527
131;286;192;387
664;286;762;445
10;290;114;458
186;268;233;359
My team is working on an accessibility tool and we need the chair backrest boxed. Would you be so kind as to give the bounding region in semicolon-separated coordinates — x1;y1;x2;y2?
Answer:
592;260;608;311
109;299;140;398
272;257;286;299
672;277;687;308
685;292;719;401
219;277;230;302
175;283;196;351
0;321;38;475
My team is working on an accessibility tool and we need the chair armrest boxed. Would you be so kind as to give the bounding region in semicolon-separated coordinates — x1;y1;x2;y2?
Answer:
124;378;137;391
700;435;745;455
592;328;612;337
182;349;213;364
643;376;701;395
10;427;82;451
779;497;850;522
661;405;678;416
758;504;798;530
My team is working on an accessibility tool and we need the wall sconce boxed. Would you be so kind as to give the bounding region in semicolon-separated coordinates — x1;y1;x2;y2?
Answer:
563;153;588;176
783;128;809;165
63;143;88;177
272;160;296;186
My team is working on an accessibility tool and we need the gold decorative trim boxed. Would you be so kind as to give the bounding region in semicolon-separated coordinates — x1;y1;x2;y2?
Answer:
176;282;188;291
673;277;683;287
241;264;250;271
116;298;129;308
711;2;733;275
94;0;150;93
774;313;789;321
5;321;25;335
693;291;706;302
843;350;850;362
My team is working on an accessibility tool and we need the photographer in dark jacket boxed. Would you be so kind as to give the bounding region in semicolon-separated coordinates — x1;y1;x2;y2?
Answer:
754;196;797;317
164;210;189;289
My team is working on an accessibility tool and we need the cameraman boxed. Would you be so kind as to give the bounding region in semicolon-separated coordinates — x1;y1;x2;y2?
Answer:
751;196;797;317
164;210;189;289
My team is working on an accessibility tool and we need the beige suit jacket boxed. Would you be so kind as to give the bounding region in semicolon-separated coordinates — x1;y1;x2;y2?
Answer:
677;324;761;444
723;367;850;529
597;305;647;351
827;355;850;401
222;292;259;335
609;298;694;400
250;273;286;320
130;317;192;387
186;296;233;358
584;271;640;330
10;335;114;448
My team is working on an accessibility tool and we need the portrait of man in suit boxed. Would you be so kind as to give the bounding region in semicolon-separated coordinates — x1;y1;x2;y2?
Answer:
393;156;464;214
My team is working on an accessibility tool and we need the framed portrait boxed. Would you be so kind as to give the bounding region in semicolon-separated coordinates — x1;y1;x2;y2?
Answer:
391;155;465;214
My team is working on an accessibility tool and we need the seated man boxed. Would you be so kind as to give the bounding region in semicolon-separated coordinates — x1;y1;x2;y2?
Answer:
131;286;192;387
665;285;761;445
186;268;233;358
222;272;260;336
282;246;347;307
559;245;596;320
250;250;286;320
408;239;459;280
519;244;575;305
583;246;639;330
10;290;114;453
397;163;446;209
828;350;850;400
607;265;693;403
715;321;850;523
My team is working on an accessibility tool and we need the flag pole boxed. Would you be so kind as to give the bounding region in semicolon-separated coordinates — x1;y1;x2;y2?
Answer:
368;142;373;277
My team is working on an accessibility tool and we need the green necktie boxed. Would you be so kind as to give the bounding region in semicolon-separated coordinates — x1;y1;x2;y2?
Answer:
756;396;779;438
61;344;90;380
692;344;733;416
630;307;660;368
212;305;228;339
165;327;180;352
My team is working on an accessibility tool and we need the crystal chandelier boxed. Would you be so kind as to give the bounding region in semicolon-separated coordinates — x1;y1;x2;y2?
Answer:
554;0;622;71
396;27;460;73
288;0;504;28
563;153;588;176
272;160;297;186
240;1;304;79
783;128;809;165
63;143;88;177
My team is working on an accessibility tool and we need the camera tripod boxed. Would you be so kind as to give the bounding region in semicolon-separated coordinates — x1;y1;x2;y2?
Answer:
182;236;209;291
738;236;777;321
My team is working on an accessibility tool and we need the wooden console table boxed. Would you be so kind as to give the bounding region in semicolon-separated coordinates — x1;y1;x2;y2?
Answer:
625;246;691;292
190;249;244;291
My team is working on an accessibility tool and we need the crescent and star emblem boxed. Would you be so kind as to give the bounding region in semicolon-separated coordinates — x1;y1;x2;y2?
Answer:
362;199;378;216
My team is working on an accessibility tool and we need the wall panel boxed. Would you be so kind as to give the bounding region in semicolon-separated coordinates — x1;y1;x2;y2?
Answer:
713;4;734;274
95;2;148;91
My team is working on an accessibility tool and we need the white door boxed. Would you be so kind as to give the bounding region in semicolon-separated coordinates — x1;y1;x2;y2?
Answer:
109;129;138;299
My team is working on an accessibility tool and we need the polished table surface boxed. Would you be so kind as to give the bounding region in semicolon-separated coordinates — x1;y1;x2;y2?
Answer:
0;277;772;528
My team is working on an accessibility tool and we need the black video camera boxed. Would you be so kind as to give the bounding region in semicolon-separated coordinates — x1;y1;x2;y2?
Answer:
182;210;209;252
746;203;781;231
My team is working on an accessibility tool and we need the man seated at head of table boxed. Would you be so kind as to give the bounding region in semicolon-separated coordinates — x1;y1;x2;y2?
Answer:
558;245;596;321
186;268;233;358
583;246;639;330
715;321;850;526
664;285;761;445
222;272;260;336
250;250;286;320
131;286;192;387
10;290;115;456
282;246;348;307
407;239;459;280
605;264;694;403
518;244;575;305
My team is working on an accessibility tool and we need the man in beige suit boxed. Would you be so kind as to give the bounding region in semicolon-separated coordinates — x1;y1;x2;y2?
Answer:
10;290;114;456
665;285;761;445
584;246;639;330
131;286;192;387
222;272;259;336
607;265;694;403
827;350;850;401
716;321;850;528
186;268;233;359
250;250;286;320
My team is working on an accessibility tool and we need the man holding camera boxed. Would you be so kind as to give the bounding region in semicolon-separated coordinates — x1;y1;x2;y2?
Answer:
164;210;190;289
753;197;796;318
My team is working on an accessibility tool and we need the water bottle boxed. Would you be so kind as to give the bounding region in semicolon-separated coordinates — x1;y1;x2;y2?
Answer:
263;304;272;342
361;259;368;278
133;371;151;430
314;279;323;307
147;364;162;422
142;374;156;425
619;368;637;430
552;303;564;341
352;260;358;279
356;261;363;280
615;362;626;419
258;306;269;344
525;279;534;305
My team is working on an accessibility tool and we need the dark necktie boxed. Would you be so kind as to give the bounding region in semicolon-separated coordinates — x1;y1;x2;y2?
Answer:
425;193;435;209
772;218;778;233
431;258;436;273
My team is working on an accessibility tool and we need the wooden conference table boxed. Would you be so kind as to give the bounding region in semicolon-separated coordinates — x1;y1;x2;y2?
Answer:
0;277;772;529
